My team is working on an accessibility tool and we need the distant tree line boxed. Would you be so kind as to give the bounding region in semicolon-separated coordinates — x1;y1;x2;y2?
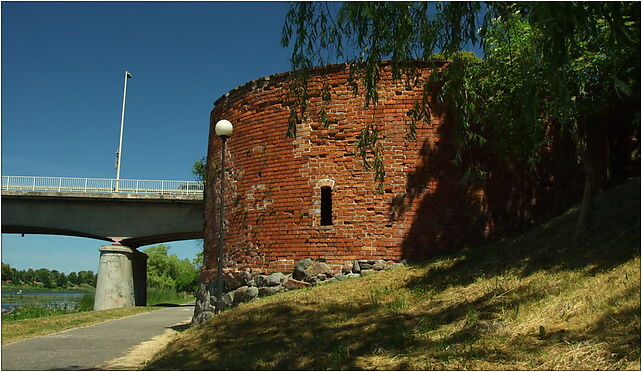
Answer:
142;245;200;294
1;263;97;288
2;245;201;293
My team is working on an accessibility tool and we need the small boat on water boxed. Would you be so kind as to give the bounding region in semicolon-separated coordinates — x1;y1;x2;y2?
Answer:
16;290;22;294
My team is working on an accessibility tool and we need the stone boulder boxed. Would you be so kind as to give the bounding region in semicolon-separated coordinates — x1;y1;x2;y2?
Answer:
352;261;361;273
267;272;285;286
192;311;213;325
342;263;353;274
293;259;334;282
233;286;249;305
197;285;209;302
194;298;204;314
293;258;315;281
259;285;282;297
238;271;253;286
283;277;312;290
245;286;259;301
310;262;333;277
253;275;268;287
221;291;235;309
328;264;343;275
231;286;258;305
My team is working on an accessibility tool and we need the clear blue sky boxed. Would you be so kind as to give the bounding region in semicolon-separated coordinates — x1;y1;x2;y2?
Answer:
1;1;293;273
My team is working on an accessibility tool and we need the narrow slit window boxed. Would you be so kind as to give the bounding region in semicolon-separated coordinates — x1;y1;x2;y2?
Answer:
320;186;333;226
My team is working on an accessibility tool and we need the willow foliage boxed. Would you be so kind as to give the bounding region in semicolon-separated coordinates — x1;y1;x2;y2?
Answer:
282;2;638;180
281;2;640;236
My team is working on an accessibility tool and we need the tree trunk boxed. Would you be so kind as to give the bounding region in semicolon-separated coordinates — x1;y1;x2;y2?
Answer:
574;114;606;240
575;151;596;239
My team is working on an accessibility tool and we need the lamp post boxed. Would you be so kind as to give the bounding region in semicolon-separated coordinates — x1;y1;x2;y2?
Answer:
214;119;233;312
115;70;132;191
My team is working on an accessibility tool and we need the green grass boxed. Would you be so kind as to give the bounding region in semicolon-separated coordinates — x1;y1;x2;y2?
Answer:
146;178;640;370
147;287;195;306
76;292;96;311
2;305;74;321
2;293;95;321
1;284;95;292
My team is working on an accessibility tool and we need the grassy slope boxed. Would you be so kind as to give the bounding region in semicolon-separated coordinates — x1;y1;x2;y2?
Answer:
147;179;640;370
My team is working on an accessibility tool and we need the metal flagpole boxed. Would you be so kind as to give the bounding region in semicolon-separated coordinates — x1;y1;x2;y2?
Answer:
115;70;132;191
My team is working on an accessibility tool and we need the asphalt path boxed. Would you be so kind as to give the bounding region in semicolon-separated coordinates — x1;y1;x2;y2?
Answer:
1;304;194;370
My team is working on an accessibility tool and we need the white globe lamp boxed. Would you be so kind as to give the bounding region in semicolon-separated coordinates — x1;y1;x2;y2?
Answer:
215;119;234;137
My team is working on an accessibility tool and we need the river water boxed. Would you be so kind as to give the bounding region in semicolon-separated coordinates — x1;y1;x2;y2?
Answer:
1;290;91;310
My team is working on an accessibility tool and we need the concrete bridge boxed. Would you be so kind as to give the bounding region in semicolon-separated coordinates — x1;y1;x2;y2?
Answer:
1;176;204;310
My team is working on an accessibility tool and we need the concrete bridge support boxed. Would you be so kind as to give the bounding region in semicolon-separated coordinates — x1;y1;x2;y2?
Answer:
132;249;148;306
94;245;147;310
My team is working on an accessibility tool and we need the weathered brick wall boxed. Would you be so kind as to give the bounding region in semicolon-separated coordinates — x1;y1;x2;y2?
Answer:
201;61;581;280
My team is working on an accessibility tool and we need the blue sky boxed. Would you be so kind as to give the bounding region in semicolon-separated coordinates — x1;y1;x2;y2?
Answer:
1;1;293;273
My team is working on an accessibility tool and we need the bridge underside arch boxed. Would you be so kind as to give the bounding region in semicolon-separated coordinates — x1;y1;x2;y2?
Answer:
1;225;202;248
1;191;204;247
3;225;110;242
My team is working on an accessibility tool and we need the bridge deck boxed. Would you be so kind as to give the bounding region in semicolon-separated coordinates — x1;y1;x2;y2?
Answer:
2;176;203;197
2;176;204;247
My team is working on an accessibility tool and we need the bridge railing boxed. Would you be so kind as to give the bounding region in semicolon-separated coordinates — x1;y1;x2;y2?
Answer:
1;176;204;195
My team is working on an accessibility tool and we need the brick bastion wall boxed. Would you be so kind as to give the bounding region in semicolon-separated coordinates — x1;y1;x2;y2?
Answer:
199;60;581;284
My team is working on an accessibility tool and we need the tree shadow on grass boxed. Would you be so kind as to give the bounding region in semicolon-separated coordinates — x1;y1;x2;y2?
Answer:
168;323;191;332
145;276;584;370
394;89;639;297
403;178;640;295
150;303;193;307
145;260;640;370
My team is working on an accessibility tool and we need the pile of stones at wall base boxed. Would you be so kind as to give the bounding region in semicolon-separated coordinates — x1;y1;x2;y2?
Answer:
192;257;406;325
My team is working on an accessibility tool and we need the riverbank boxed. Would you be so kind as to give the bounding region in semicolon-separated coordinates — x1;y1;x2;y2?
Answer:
2;289;95;320
3;287;193;311
1;284;94;292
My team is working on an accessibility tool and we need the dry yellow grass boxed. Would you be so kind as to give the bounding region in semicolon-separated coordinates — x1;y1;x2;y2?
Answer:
147;179;640;370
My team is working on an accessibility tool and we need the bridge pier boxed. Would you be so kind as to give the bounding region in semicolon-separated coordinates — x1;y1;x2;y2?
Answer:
132;249;148;306
94;245;147;310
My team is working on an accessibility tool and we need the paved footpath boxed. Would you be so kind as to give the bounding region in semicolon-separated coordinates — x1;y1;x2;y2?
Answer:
1;305;194;370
